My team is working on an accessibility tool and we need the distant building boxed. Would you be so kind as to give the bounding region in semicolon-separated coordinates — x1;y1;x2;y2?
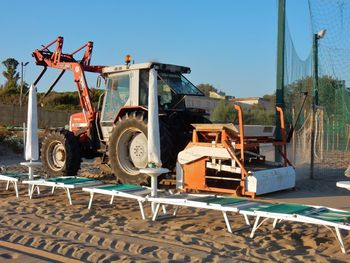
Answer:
185;89;237;114
209;91;226;100
231;97;273;110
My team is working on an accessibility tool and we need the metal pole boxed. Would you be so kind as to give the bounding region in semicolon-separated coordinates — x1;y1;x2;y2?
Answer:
275;0;286;162
314;34;319;106
20;62;24;109
310;34;318;179
151;175;157;213
320;109;324;160
19;62;29;110
292;107;296;163
23;122;26;158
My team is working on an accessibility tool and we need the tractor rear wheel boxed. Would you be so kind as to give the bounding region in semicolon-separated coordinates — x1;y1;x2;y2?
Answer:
108;111;174;184
41;129;81;177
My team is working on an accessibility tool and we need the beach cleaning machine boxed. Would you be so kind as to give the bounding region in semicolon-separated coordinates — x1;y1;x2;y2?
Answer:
176;105;295;198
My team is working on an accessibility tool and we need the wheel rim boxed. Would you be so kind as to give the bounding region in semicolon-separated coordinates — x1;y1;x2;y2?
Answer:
46;140;66;171
116;128;148;175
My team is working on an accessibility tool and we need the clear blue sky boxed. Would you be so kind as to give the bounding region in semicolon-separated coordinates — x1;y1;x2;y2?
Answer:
0;0;311;98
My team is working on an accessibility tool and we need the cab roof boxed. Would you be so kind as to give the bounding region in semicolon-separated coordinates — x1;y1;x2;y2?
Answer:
102;62;191;75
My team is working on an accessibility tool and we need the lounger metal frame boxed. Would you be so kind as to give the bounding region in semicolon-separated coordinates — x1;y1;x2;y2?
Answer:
0;174;22;198
83;185;153;219
23;177;102;205
149;194;252;233
240;205;350;254
0;173;40;198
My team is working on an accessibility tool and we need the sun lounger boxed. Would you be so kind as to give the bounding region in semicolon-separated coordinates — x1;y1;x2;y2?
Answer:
23;176;103;205
83;184;158;220
149;194;252;233
336;167;350;191
336;181;350;191
0;172;40;198
239;203;350;254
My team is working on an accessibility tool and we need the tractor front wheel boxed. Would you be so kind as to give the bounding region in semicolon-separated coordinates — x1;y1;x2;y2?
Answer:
108;111;175;185
109;112;149;184
41;129;81;177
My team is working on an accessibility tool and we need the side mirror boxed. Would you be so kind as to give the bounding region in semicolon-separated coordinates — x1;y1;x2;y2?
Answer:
96;76;102;88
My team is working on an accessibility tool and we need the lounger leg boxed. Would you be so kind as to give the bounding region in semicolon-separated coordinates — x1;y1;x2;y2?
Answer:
173;206;179;216
152;203;161;221
88;192;94;209
272;218;278;229
335;227;346;254
14;182;19;198
138;201;146;220
51;186;55;194
243;214;250;226
6;181;10;190
161;205;167;214
250;217;270;238
66;188;72;205
110;195;115;205
37;186;40;195
29;184;35;199
250;216;261;238
222;211;232;234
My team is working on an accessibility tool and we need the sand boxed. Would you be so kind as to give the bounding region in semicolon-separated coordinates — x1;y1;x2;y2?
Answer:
1;149;350;262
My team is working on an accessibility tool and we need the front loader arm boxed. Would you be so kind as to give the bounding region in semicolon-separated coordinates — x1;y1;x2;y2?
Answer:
32;36;105;125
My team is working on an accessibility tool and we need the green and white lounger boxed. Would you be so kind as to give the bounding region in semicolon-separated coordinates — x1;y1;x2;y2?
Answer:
83;184;156;220
239;203;350;254
149;194;251;233
23;176;103;205
0;172;39;198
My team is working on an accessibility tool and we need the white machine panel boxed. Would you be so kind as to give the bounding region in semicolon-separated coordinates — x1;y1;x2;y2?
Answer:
246;166;295;195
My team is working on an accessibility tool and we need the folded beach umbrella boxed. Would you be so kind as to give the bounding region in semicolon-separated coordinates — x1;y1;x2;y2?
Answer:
147;68;162;167
25;84;39;162
22;83;41;182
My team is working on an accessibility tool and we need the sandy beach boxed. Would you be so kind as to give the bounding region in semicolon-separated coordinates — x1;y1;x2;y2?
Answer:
0;149;350;262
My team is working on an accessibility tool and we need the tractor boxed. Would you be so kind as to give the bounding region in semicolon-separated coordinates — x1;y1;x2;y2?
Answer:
32;36;208;184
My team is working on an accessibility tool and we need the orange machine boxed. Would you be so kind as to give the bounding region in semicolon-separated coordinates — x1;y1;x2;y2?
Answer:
177;105;294;198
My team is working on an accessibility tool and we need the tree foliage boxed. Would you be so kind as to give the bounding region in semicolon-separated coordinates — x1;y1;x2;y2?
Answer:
210;101;236;123
197;83;217;97
197;83;226;97
210;100;275;125
38;88;103;110
284;75;344;126
1;58;20;93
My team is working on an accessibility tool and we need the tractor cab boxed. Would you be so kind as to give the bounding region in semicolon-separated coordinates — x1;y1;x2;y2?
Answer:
98;62;205;141
93;62;208;183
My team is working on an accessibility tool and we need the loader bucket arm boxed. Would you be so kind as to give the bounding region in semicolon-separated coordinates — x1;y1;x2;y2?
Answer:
32;36;106;127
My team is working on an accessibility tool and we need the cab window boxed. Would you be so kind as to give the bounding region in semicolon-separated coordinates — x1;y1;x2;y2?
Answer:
101;74;130;122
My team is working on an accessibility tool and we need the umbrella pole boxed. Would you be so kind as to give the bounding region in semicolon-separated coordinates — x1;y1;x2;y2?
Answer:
28;161;33;195
151;175;157;213
21;160;41;196
29;161;34;180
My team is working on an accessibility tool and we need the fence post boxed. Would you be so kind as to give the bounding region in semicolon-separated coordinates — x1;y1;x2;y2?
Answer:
319;109;324;161
292;107;296;163
332;115;335;152
310;109;315;179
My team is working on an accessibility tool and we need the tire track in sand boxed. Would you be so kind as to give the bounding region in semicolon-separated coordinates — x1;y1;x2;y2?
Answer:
0;213;224;262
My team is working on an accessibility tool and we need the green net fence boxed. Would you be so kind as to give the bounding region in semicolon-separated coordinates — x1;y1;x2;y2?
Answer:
284;0;350;178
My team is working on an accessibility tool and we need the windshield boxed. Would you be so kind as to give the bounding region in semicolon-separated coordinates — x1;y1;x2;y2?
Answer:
138;69;203;109
158;72;203;96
